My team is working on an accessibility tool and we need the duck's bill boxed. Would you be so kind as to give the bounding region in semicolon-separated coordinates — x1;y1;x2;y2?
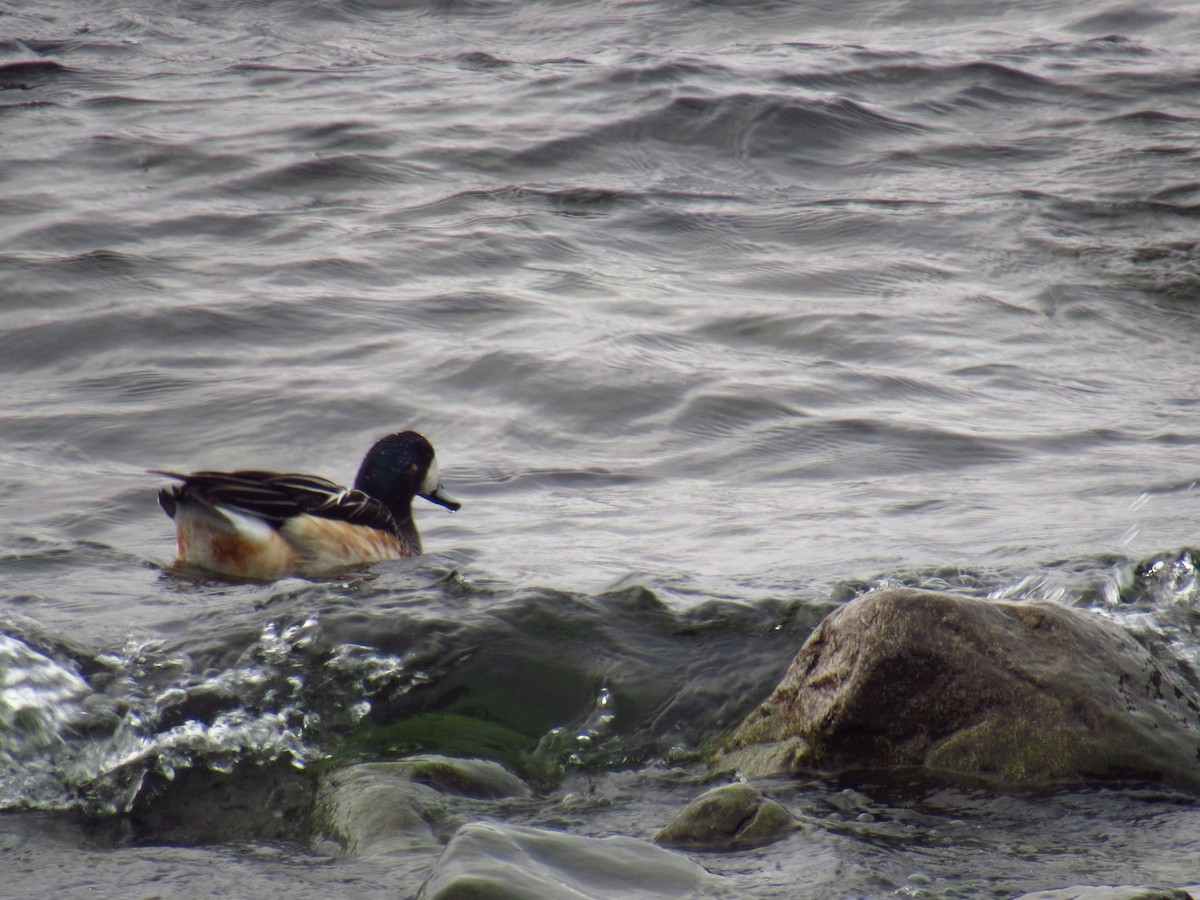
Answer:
422;485;461;511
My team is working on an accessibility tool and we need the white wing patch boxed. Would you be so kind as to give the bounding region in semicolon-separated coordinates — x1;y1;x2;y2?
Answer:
172;503;299;580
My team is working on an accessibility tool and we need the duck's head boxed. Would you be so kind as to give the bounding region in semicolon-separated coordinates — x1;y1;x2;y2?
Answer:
355;431;461;515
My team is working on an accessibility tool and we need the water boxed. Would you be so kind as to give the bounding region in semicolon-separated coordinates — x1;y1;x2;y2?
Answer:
3;0;1200;895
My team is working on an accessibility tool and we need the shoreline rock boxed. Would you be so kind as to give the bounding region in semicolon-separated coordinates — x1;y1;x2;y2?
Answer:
311;755;531;859
714;588;1200;792
416;821;716;899
654;781;797;851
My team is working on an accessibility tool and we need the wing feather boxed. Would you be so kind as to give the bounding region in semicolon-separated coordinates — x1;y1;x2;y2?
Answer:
158;470;398;533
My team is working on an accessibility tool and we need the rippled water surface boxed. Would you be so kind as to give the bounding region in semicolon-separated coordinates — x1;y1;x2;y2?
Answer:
3;0;1200;895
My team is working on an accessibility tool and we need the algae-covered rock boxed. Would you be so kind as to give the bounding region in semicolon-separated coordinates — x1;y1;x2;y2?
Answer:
655;782;796;850
330;713;535;772
715;588;1200;792
416;822;715;899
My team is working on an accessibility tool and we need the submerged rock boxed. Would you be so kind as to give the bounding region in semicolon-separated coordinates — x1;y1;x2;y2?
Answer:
715;588;1200;792
387;754;532;800
312;763;446;858
416;821;715;899
311;756;532;859
655;782;796;850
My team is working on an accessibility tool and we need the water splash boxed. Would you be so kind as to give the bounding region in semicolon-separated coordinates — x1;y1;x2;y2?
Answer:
0;632;93;808
1;617;328;814
529;684;619;779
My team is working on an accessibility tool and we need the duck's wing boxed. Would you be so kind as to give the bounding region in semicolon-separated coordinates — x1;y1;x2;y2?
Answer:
155;470;398;533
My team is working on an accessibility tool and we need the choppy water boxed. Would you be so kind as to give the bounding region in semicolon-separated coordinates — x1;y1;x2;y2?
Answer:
3;0;1200;895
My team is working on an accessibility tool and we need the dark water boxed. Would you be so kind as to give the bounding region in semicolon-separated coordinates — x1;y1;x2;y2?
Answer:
3;0;1200;895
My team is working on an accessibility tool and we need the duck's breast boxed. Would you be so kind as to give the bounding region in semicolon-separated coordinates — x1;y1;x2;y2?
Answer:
279;515;413;573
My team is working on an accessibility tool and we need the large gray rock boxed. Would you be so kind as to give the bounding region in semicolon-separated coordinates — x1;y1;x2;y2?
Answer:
655;782;796;850
416;822;715;899
715;588;1200;792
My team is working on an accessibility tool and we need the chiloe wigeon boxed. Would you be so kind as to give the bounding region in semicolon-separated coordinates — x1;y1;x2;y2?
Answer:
155;431;459;580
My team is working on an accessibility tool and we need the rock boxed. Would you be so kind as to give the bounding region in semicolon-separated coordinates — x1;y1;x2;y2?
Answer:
128;759;313;844
312;762;447;858
416;822;715;899
714;588;1200;792
655;782;796;850
1014;886;1199;900
388;754;532;800
312;756;532;859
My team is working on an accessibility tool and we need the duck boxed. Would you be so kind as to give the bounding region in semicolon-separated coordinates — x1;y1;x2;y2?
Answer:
155;430;460;580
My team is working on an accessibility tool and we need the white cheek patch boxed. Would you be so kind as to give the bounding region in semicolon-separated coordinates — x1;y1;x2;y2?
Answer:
421;458;441;495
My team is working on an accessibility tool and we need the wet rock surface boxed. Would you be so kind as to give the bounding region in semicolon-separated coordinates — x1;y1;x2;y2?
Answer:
312;763;447;858
716;588;1200;792
383;754;533;800
655;781;796;851
311;756;531;859
416;821;715;899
